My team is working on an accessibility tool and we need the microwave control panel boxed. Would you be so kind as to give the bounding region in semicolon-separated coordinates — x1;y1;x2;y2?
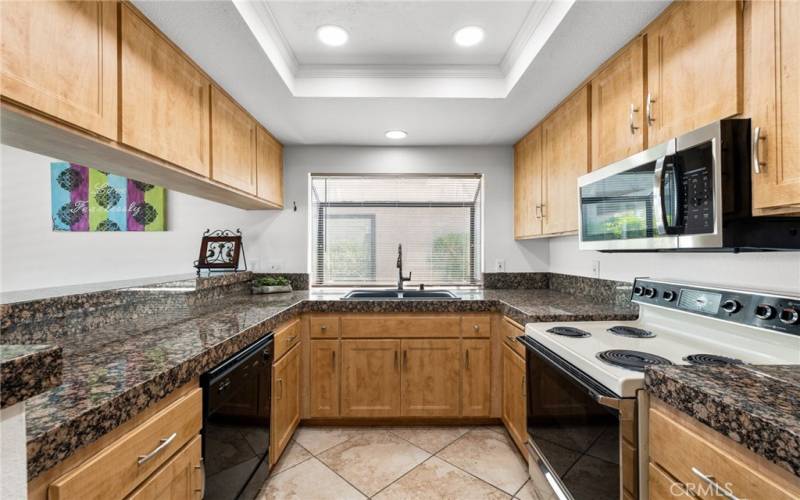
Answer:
631;278;800;336
679;153;715;235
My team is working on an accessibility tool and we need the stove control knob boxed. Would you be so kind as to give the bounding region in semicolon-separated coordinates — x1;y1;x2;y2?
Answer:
779;307;800;325
633;286;645;296
721;299;742;314
644;287;657;298
755;304;776;320
662;290;676;302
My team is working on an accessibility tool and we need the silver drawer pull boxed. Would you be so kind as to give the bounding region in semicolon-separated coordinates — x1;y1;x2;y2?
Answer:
691;467;740;500
473;324;480;331
138;432;177;466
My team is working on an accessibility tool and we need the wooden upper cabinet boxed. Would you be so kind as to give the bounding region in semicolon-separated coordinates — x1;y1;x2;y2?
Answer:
646;1;742;145
0;1;117;139
340;339;401;417
120;5;210;177
400;339;461;417
750;0;800;213
309;340;340;418
591;36;646;170
256;126;284;207
211;87;257;194
514;127;543;239
542;85;591;235
461;339;491;417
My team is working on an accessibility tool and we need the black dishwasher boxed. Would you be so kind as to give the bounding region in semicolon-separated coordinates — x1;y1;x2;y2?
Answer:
202;333;274;500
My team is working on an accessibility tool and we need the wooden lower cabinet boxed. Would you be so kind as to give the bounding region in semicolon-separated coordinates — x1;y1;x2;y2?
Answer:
649;399;800;500
271;343;300;465
502;342;527;454
127;436;203;500
309;340;340;417
340;339;401;417
401;339;461;417
648;462;694;499
461;339;491;417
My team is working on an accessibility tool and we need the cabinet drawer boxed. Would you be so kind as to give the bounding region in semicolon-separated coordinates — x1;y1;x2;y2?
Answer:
649;462;696;499
127;435;202;500
309;315;340;339
501;317;526;359
49;388;202;500
340;315;460;338
460;315;491;338
274;319;301;361
649;406;799;500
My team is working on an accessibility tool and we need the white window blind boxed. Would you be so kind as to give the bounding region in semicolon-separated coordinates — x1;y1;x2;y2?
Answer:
311;175;482;286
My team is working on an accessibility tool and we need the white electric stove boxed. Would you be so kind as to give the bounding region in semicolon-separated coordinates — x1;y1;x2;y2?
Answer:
525;278;800;398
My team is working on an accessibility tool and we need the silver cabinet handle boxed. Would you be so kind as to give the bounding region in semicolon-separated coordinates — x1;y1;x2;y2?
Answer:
691;467;740;500
473;324;480;332
276;378;283;400
194;458;205;497
646;93;656;125
403;350;408;369
535;204;542;219
753;126;765;174
320;324;327;331
331;350;336;369
137;432;177;466
521;376;526;398
465;349;470;369
629;103;640;134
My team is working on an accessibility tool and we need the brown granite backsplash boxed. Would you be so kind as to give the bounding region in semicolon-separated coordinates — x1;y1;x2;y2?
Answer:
483;272;632;307
482;272;548;289
252;273;310;290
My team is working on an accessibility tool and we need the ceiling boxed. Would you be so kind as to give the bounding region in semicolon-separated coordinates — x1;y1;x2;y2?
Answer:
132;0;669;146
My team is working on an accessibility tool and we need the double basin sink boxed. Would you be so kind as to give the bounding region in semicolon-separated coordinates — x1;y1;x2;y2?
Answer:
342;289;460;300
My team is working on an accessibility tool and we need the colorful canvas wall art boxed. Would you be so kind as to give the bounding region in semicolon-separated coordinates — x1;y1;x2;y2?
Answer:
51;163;166;231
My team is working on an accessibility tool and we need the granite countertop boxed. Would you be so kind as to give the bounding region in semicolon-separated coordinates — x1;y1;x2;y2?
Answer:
19;287;636;479
646;364;800;478
1;344;63;409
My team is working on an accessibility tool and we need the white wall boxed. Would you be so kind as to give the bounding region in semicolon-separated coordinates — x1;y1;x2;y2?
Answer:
255;146;549;275
0;145;268;293
549;235;800;293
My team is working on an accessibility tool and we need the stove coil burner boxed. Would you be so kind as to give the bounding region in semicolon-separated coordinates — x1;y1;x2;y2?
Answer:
546;326;591;338
596;350;673;372
607;326;656;338
684;354;745;366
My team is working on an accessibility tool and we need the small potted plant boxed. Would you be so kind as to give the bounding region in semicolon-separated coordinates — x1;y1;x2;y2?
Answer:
252;276;293;294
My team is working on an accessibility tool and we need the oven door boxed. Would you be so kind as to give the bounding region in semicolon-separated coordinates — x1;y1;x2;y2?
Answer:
518;336;627;500
578;140;680;251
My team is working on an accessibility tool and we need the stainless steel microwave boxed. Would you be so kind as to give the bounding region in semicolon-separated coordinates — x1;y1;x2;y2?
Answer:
577;119;800;251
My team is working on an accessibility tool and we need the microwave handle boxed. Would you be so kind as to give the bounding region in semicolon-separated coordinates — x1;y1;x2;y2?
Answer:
653;156;667;235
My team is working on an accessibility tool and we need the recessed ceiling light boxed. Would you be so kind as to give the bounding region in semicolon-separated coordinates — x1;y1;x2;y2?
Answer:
385;130;407;140
316;25;349;47
453;26;484;47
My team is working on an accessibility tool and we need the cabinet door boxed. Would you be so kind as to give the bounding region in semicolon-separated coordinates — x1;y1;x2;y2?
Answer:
514;127;543;239
646;1;741;145
120;5;210;177
340;340;401;417
751;0;800;212
401;339;461;417
309;340;340;418
542;85;590;235
271;343;300;465
462;339;491;417
591;37;646;170
256;127;284;207
0;1;117;139
211;87;256;194
127;435;203;500
502;343;526;454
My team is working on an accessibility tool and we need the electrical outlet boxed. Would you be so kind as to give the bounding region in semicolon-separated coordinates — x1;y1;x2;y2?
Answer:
495;259;506;272
591;260;601;278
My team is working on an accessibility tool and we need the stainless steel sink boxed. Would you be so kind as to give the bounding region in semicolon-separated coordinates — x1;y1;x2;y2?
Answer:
342;289;460;300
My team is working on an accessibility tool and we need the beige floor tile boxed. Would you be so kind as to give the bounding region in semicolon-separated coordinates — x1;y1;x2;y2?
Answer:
374;456;511;500
514;480;542;500
292;426;357;455
437;428;529;495
389;426;472;454
258;457;365;500
318;430;430;496
270;440;312;475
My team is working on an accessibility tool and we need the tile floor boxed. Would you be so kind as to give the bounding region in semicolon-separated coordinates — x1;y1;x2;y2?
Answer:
257;425;541;500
